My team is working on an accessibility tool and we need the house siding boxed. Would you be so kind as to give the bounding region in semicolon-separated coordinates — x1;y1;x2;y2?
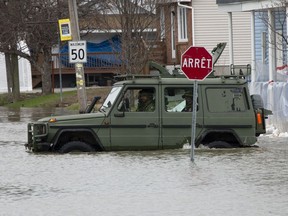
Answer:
192;0;251;66
255;10;287;65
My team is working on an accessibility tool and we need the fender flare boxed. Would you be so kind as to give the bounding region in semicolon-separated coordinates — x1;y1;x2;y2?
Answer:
197;129;243;147
51;128;104;151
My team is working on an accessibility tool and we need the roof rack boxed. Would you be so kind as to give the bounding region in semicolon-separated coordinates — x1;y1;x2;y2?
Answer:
113;73;161;81
230;64;251;76
149;61;185;78
113;61;185;81
113;59;251;82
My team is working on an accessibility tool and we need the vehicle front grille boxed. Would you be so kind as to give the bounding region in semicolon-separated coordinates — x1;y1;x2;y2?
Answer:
27;123;48;143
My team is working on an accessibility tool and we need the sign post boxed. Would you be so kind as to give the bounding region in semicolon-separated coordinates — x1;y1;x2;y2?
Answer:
181;46;213;162
68;0;87;113
58;18;72;105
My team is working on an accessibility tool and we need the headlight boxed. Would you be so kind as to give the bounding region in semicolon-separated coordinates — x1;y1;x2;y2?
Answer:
33;123;48;137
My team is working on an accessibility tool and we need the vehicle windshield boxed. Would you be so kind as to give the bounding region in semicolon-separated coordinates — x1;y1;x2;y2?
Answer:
100;86;123;113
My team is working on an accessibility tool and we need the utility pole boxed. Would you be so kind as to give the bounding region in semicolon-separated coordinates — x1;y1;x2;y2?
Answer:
68;0;87;113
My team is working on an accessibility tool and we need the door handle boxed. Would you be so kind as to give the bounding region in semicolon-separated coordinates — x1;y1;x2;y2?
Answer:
147;123;158;128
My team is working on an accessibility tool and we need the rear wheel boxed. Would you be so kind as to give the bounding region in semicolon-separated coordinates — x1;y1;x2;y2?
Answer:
207;141;238;148
58;141;94;153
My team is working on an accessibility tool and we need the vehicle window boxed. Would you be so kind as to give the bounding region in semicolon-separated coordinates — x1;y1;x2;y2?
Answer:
117;87;155;112
164;87;197;112
206;87;247;112
100;86;122;113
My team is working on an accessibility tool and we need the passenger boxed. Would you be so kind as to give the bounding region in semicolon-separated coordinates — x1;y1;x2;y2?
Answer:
136;89;155;112
182;91;193;112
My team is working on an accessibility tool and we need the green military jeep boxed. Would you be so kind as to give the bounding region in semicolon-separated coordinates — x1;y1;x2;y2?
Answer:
25;44;271;153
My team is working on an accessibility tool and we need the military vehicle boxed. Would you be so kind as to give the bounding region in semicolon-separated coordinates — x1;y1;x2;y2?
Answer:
25;43;271;153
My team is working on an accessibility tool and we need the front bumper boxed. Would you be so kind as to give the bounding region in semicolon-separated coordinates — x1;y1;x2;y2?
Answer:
26;122;49;152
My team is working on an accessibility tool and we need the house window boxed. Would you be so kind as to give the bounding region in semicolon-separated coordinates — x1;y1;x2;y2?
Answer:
261;31;267;64
178;7;188;42
160;8;165;40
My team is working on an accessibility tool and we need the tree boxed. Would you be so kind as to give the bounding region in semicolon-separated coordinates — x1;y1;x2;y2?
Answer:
256;0;288;82
5;52;20;102
83;0;162;74
0;1;22;101
0;0;106;97
257;1;288;58
0;0;163;99
0;0;66;95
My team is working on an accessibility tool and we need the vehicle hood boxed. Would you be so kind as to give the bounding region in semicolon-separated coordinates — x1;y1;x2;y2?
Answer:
38;112;106;122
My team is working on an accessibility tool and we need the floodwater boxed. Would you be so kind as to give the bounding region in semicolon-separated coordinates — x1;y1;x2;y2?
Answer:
0;107;287;216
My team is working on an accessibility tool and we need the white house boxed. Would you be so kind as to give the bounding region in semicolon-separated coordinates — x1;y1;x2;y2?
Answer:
192;0;252;66
168;0;287;132
215;0;288;132
0;52;32;93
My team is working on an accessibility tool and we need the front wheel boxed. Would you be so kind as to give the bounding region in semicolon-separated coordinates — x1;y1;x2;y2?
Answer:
58;141;94;153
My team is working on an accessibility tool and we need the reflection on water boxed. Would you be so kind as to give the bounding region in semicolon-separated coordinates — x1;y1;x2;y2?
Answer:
0;107;77;122
0;108;287;216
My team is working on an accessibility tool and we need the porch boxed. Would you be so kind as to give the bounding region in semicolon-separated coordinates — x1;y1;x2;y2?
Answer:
31;40;167;88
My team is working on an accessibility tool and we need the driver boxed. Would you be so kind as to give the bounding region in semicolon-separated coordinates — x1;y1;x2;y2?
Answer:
136;89;155;112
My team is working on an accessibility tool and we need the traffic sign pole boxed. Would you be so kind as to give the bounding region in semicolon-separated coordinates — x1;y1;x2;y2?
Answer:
190;80;198;162
181;46;213;162
68;0;87;113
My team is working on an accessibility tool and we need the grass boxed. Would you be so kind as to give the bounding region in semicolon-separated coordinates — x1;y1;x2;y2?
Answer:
0;87;112;109
8;91;75;108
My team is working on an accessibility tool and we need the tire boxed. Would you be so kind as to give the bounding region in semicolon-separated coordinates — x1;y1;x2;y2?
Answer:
207;141;236;148
58;141;94;153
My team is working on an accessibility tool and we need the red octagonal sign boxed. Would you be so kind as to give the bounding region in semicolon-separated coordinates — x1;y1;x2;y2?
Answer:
181;46;213;80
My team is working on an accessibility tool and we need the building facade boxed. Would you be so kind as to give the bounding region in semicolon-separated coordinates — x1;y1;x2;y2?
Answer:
217;0;288;132
0;53;32;93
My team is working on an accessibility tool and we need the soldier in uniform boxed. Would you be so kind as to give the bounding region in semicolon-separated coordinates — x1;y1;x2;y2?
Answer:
182;90;193;112
136;89;155;112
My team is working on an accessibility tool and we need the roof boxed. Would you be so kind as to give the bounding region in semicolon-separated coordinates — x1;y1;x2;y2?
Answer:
216;0;285;11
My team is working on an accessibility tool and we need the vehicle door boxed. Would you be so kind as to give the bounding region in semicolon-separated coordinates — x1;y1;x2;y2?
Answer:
202;85;255;142
109;86;160;150
160;85;204;149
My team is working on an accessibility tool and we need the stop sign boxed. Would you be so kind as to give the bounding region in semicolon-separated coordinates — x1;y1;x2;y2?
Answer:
181;46;213;80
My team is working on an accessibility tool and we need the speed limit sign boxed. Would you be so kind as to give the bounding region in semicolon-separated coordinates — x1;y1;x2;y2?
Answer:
68;41;87;63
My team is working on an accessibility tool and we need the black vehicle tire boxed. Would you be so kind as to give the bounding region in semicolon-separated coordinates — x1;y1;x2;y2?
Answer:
58;141;94;153
207;141;236;148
